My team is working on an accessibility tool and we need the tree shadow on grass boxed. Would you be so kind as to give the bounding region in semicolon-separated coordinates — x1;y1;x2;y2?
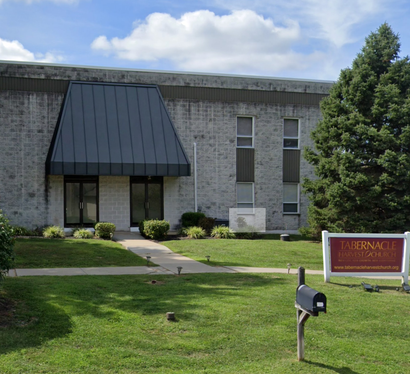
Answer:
0;273;289;355
0;280;72;355
304;360;360;374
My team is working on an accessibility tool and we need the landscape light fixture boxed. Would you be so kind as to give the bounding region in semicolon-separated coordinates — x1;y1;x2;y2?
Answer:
287;263;292;274
361;282;373;292
402;284;410;292
146;256;151;265
206;256;210;262
177;266;183;275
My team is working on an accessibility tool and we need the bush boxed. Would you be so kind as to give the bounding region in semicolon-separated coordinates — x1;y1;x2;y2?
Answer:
198;217;215;235
11;226;37;237
43;225;65;239
181;212;206;227
0;210;15;281
142;220;170;240
73;229;94;239
186;226;206;239
211;226;235;239
139;220;147;237
95;222;116;240
235;231;261;239
178;227;188;237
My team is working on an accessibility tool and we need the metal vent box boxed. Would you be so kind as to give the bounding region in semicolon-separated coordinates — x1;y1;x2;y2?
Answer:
296;285;327;313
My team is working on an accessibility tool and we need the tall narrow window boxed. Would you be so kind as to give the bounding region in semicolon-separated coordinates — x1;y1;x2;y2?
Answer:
237;117;253;148
237;182;254;213
283;183;299;213
283;119;299;148
64;176;98;227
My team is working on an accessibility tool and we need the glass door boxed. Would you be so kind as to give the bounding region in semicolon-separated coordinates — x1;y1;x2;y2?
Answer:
65;177;98;227
131;177;163;226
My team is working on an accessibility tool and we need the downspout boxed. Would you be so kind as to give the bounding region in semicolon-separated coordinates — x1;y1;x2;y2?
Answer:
194;142;198;212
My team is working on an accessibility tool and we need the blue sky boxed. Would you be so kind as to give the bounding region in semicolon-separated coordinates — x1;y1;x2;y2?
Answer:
0;0;409;81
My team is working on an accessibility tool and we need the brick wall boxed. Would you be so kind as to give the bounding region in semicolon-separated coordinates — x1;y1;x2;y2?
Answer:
0;62;331;231
99;176;130;231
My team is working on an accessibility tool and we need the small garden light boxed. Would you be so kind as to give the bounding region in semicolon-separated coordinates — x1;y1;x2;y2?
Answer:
177;266;183;275
146;256;151;265
287;263;292;274
205;256;210;262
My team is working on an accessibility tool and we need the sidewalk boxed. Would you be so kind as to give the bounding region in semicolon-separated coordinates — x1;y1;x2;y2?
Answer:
6;232;404;280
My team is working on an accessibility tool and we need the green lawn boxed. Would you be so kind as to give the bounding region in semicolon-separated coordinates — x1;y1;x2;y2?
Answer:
1;274;409;373
13;238;148;268
162;235;324;270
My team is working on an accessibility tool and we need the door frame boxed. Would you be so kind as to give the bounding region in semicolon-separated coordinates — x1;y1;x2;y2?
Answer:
64;176;99;227
130;176;164;227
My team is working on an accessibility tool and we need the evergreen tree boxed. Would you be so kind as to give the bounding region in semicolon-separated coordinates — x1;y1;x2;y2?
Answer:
303;23;410;237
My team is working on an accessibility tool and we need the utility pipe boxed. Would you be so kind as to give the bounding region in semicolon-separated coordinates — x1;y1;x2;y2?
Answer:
194;142;198;212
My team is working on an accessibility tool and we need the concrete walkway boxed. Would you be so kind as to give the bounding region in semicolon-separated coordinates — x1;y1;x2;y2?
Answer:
5;232;405;280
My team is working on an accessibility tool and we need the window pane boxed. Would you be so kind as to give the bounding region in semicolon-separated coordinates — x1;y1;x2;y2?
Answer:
132;184;146;224
283;184;298;202
237;203;254;209
283;203;298;213
284;119;298;137
237;183;253;203
83;183;97;224
237;137;253;147
66;183;80;224
283;138;298;148
237;117;253;136
147;183;162;220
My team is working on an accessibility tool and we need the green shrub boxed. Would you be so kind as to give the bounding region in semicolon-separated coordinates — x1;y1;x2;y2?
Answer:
11;226;37;237
139;220;147;237
198;217;215;235
186;226;206;239
95;222;116;240
73;229;94;239
211;226;235;239
142;220;170;240
178;227;188;237
43;225;65;239
181;212;206;227
235;231;261;239
0;210;15;281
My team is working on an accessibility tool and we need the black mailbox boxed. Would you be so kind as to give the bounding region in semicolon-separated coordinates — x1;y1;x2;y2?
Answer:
296;285;326;313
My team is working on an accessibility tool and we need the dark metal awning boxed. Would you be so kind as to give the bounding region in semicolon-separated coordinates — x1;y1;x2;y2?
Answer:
46;81;190;176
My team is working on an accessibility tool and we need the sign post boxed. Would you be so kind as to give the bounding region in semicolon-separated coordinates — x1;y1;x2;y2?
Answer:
322;231;410;283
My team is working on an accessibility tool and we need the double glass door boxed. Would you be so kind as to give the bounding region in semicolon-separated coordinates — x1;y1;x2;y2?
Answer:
65;177;98;227
131;177;163;226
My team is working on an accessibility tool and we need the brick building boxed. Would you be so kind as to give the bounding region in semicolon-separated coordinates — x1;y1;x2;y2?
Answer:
0;61;332;232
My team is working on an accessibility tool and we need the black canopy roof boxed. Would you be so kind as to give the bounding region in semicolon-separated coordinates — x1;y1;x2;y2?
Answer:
46;82;190;176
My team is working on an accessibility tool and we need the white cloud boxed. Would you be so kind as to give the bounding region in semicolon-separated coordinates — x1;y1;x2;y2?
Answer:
0;38;62;63
212;0;390;48
91;9;325;75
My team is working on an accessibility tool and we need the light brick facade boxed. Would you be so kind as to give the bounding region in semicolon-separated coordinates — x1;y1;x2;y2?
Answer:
0;62;332;232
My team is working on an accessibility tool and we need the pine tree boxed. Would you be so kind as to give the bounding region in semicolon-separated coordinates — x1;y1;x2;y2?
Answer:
303;23;410;237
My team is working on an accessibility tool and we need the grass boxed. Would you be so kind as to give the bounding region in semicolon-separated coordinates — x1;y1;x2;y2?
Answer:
13;238;148;268
162;234;324;270
1;274;410;373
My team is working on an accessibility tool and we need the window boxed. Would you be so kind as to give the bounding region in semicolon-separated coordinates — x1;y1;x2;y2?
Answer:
283;183;299;213
283;119;299;148
237;117;253;148
64;176;98;227
237;182;254;212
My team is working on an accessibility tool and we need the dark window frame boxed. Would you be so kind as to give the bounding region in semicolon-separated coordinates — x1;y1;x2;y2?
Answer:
64;176;99;227
130;176;164;227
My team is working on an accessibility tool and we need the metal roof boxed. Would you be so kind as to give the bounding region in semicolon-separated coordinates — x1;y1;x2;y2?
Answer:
46;81;191;176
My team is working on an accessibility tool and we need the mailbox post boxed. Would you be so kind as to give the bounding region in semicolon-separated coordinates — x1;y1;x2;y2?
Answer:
295;267;326;361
